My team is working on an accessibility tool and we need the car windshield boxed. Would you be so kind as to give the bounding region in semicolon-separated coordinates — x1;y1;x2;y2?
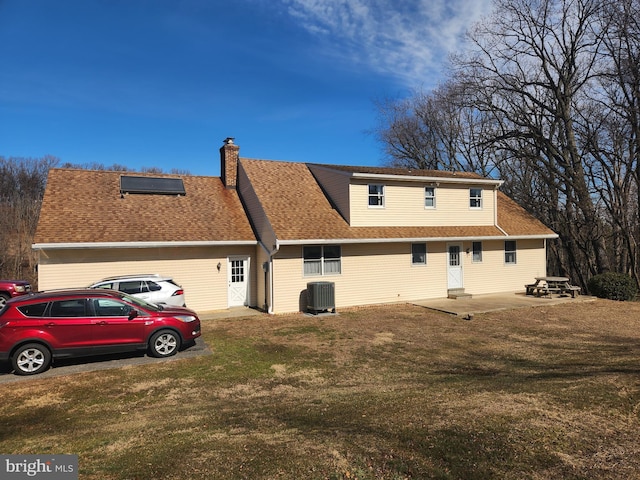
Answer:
120;292;163;311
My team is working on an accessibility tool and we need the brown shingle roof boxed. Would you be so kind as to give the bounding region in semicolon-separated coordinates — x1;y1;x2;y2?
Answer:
241;158;555;241
34;169;255;244
496;191;556;236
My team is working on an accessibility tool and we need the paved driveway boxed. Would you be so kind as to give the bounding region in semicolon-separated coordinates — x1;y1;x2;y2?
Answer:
0;337;211;384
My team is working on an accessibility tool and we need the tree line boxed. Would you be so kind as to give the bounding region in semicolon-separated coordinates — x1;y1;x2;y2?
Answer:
374;0;640;292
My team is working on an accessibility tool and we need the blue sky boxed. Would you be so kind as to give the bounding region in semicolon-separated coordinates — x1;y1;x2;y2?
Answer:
0;0;492;176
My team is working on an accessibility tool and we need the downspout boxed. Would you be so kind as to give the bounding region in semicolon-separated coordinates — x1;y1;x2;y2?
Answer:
268;240;280;314
259;239;280;314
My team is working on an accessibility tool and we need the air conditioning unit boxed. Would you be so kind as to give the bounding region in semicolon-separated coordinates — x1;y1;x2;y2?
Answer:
307;281;336;314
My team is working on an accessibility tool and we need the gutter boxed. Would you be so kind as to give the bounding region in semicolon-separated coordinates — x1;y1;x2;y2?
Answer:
258;239;280;315
309;164;505;187
351;172;504;186
32;240;258;250
276;234;558;246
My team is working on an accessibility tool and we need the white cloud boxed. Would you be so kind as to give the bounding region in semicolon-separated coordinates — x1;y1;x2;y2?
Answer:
280;0;493;86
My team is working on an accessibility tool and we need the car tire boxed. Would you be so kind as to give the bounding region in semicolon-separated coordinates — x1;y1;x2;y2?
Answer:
148;330;181;358
0;293;10;308
12;343;52;375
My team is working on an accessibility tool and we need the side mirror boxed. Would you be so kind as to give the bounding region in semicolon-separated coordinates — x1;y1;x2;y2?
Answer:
128;309;139;320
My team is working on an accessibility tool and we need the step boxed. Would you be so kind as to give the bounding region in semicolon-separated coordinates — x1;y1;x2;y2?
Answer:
447;289;473;299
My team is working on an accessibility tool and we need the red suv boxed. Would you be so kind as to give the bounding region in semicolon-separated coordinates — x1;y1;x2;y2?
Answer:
0;289;201;375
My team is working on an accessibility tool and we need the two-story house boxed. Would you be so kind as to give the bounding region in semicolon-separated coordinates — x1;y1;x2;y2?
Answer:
33;138;557;314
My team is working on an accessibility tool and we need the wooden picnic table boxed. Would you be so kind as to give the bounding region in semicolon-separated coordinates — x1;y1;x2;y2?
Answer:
525;276;581;298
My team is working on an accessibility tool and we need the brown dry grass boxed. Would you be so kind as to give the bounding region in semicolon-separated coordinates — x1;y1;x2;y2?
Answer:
1;299;640;479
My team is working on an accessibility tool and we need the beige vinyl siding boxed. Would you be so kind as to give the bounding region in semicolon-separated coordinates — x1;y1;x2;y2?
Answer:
271;243;449;313
307;165;352;223
462;239;547;294
350;182;496;227
37;245;257;313
270;239;547;313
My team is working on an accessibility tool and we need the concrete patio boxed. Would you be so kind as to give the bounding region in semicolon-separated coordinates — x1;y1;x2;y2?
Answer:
199;292;597;321
413;292;596;318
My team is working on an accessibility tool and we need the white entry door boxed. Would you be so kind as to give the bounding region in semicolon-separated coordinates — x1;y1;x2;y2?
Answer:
227;257;250;307
447;244;463;289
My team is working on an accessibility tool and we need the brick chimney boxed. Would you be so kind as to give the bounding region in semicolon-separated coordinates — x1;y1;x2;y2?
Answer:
220;137;239;189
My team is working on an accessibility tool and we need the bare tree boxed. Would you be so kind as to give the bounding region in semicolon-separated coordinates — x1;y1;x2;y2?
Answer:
587;0;640;285
373;81;501;176
0;156;58;284
371;0;640;290
455;0;614;286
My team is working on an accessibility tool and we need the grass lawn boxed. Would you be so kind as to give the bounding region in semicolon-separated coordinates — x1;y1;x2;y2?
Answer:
1;299;640;479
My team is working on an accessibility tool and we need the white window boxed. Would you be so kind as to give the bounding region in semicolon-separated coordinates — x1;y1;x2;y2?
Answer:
412;243;427;265
472;241;483;263
505;240;517;264
424;187;435;208
368;184;385;207
470;188;483;208
303;245;342;276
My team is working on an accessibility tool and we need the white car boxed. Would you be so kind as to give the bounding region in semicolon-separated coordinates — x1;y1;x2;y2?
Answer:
89;274;186;307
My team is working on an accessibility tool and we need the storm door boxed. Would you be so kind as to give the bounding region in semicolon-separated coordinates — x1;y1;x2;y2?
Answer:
447;244;463;289
227;257;250;307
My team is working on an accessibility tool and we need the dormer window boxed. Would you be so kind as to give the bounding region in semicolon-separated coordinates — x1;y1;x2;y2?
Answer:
368;184;385;207
470;188;483;209
424;187;435;208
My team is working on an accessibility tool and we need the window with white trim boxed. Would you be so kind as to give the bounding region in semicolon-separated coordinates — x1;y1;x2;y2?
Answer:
303;245;342;276
424;187;435;208
472;241;483;263
411;243;427;265
470;188;483;208
505;240;517;264
368;184;385;207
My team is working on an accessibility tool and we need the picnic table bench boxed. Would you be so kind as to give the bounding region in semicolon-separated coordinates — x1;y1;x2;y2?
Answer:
525;276;581;298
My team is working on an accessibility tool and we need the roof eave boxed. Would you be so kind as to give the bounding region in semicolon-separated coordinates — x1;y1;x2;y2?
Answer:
350;172;504;186
308;164;504;186
32;240;258;250
277;233;558;245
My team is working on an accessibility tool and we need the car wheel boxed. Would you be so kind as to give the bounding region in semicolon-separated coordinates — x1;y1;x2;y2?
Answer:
12;343;52;375
149;330;181;358
0;293;10;308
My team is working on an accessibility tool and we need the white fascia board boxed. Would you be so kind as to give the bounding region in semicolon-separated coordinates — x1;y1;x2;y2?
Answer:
277;233;557;245
32;240;257;250
350;172;504;187
308;164;504;187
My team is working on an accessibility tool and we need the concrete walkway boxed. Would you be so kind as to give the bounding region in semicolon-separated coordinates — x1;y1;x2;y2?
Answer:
198;306;265;321
413;292;596;318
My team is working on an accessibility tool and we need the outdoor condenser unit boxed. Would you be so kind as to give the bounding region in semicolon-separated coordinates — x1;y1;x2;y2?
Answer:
307;281;336;314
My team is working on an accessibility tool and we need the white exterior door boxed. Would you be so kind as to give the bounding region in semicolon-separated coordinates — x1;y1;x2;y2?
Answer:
447;244;463;289
227;257;249;307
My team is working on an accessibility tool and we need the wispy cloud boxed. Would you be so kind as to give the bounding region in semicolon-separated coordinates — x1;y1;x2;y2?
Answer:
280;0;493;87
